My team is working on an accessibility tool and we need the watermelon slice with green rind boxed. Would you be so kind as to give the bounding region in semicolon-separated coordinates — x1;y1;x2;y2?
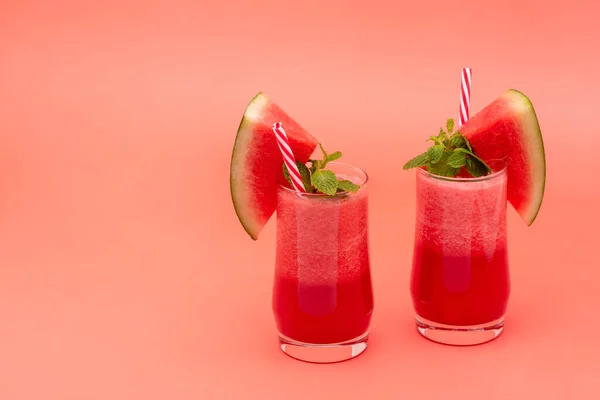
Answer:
230;93;318;239
461;89;546;225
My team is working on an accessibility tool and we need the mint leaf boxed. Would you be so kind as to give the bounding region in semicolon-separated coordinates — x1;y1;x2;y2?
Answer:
337;179;360;193
319;143;328;161
438;128;449;146
446;118;455;134
461;133;473;152
327;151;342;162
472;158;492;175
465;157;487;177
447;150;467;168
297;162;312;191
403;152;430;170
454;148;492;174
449;133;478;168
309;159;322;174
439;127;447;139
449;132;467;149
428;136;444;146
317;143;341;170
427;145;445;164
428;164;460;177
470;153;490;171
311;170;338;195
428;151;460;177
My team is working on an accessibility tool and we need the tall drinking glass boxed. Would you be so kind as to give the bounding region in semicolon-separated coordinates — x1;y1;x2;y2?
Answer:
410;162;509;345
272;162;373;362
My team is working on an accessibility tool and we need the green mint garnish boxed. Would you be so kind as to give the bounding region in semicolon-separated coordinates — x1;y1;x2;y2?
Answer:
449;133;466;149
402;118;492;178
447;150;467;168
282;143;361;195
337;179;360;193
465;157;487;177
327;151;342;162
446;118;454;134
427;145;445;164
311;170;338;195
297;162;312;189
403;152;429;169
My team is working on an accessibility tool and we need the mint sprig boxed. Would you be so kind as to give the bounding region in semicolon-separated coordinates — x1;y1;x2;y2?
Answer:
311;170;338;195
282;143;361;195
403;118;492;178
337;179;360;193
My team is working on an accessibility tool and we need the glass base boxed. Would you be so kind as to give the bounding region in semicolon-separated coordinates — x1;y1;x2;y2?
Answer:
415;315;505;346
278;331;369;363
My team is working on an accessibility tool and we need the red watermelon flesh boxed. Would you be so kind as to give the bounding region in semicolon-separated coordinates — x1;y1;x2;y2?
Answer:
230;93;318;239
461;89;546;225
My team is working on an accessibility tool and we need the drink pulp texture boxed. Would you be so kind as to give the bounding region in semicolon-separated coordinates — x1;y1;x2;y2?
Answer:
273;185;373;344
410;170;510;326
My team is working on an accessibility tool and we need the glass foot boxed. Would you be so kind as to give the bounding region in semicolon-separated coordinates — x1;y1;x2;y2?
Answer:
415;315;504;346
278;331;369;363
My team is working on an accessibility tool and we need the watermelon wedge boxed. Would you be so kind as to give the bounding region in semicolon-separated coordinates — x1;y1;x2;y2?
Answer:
230;93;318;239
461;89;546;225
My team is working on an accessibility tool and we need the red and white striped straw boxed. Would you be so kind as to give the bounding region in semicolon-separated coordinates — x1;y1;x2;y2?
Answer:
459;67;472;127
272;122;306;193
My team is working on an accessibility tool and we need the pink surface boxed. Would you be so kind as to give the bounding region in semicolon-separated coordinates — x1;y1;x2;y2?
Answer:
1;1;599;399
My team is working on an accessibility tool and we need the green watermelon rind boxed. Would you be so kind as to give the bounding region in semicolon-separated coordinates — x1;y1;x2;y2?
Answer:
506;89;546;225
230;93;269;240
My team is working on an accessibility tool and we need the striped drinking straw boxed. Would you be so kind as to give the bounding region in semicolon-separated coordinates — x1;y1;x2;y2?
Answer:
272;122;307;193
459;68;472;127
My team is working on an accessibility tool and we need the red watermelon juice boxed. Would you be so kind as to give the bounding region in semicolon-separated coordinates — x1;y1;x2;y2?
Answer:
410;164;510;345
272;162;373;361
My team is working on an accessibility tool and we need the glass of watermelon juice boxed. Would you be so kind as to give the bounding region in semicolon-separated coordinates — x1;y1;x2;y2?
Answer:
272;162;374;363
410;161;510;345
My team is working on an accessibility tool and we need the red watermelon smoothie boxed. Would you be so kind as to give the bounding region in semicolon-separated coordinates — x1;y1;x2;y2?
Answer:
273;162;373;362
410;162;510;345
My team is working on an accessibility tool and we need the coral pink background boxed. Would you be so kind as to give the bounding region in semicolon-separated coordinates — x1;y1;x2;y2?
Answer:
1;1;598;399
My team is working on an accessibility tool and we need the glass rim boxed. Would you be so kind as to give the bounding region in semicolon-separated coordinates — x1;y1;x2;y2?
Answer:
417;158;508;182
278;161;369;197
